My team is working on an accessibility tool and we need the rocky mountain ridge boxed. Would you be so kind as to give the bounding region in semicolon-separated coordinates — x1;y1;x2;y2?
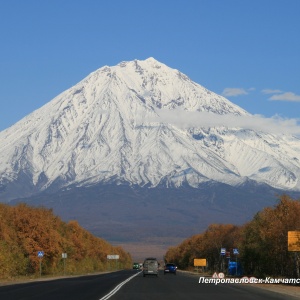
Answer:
1;57;300;202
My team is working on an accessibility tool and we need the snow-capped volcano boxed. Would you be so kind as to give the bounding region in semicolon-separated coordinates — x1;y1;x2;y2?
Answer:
1;57;300;201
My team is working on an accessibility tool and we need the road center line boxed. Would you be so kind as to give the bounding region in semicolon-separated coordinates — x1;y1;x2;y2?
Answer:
99;271;142;300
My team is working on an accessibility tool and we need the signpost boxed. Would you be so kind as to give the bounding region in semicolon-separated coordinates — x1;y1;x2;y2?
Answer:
220;248;226;272
62;253;67;275
194;258;207;273
107;255;120;259
288;231;300;251
233;248;239;275
37;251;44;277
107;255;120;270
288;231;300;278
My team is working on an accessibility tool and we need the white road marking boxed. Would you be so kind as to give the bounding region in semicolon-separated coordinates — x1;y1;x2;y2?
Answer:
99;271;142;300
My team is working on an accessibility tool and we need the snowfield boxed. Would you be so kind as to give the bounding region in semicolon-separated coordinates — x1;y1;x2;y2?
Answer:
0;57;300;201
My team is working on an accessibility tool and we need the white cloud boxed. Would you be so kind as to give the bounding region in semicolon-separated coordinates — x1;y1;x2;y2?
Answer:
261;89;300;101
222;88;248;97
261;89;282;94
143;109;300;136
269;92;300;102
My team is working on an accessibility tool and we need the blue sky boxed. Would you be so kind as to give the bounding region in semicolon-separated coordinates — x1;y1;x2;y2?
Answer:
1;0;299;132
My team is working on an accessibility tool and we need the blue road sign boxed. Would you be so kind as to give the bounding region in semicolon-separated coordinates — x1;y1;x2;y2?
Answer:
233;248;239;255
221;248;226;255
37;251;44;258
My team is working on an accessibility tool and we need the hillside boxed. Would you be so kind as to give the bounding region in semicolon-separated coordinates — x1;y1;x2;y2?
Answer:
1;58;300;202
0;203;132;279
164;194;300;278
1;58;300;260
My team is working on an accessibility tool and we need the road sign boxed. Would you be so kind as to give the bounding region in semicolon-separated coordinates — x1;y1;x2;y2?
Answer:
194;259;207;267
233;248;239;255
107;255;119;259
62;253;67;275
37;251;44;277
220;248;226;255
288;231;300;251
37;251;44;258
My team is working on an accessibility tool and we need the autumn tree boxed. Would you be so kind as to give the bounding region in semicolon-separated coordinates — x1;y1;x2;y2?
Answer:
165;195;300;277
0;203;132;279
165;224;241;272
240;194;300;277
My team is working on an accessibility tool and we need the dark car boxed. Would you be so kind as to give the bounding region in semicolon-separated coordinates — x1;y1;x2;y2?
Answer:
164;263;177;275
133;262;140;269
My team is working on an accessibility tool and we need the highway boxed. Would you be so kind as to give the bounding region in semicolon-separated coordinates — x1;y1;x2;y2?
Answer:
0;270;298;300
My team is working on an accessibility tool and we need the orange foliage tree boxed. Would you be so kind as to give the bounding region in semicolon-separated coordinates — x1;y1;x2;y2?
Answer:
165;194;300;277
0;203;132;279
165;223;241;271
240;194;300;277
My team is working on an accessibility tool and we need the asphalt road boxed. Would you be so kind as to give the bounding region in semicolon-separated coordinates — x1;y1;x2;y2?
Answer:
0;270;133;300
0;270;298;300
109;271;298;300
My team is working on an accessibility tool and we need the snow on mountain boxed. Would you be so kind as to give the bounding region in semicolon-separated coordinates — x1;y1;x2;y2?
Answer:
0;57;300;201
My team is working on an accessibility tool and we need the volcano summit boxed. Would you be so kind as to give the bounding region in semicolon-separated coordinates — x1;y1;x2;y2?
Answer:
1;57;299;201
1;58;300;257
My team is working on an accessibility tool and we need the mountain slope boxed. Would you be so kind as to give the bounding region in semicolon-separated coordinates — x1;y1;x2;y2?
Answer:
0;57;300;202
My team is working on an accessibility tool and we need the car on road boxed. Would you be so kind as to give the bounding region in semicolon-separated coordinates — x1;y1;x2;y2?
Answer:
143;257;159;277
133;262;140;269
164;263;177;275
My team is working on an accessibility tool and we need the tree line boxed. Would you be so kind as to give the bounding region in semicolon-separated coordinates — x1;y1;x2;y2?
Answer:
0;203;132;279
164;194;300;277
